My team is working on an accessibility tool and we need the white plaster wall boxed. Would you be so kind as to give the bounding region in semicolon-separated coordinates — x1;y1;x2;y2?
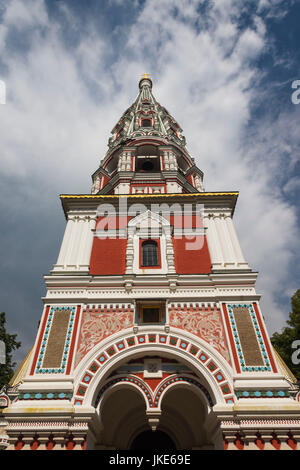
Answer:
53;213;97;272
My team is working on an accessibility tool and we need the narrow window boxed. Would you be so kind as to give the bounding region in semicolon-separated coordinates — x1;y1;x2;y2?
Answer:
141;119;151;127
142;240;158;267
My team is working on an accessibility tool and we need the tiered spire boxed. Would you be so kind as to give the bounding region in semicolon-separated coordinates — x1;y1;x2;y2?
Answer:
108;74;186;150
91;75;205;195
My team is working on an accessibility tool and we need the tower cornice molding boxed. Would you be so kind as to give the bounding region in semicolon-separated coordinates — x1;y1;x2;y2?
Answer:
44;271;258;288
60;192;239;219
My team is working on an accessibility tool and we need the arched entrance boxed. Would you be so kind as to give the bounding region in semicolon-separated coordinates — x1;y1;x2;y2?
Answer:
97;386;148;450
91;354;221;450
159;385;214;449
75;332;233;450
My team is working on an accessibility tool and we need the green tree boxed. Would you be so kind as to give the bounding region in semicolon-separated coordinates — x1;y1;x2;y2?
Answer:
0;312;21;389
271;289;300;380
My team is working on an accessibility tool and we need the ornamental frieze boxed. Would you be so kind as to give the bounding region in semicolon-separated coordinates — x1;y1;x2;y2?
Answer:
74;306;134;367
169;305;231;364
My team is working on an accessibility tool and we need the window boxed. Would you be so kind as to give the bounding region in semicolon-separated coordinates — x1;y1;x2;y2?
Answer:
141;240;159;267
141;307;161;323
142;159;154;171
136;156;160;172
136;301;165;325
141;119;151;127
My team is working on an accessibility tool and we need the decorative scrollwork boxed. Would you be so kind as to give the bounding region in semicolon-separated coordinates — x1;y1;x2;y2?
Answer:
169;308;230;363
75;310;134;367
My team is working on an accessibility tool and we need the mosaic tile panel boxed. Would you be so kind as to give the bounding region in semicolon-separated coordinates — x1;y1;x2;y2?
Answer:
227;304;271;372
36;306;76;374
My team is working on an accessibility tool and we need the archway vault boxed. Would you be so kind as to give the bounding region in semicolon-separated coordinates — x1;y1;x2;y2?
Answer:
95;373;214;412
92;364;222;450
73;328;234;408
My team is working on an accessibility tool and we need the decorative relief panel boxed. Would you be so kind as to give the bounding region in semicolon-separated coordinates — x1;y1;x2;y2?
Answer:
34;306;78;375
169;304;231;364
74;305;134;368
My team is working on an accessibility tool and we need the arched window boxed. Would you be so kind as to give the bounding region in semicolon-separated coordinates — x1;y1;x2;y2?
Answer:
141;240;159;267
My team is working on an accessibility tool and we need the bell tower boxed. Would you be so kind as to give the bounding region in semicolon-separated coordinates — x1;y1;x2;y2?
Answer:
1;76;299;451
91;73;204;197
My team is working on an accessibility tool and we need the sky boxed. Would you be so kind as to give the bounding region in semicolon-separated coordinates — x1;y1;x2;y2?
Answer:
0;0;299;365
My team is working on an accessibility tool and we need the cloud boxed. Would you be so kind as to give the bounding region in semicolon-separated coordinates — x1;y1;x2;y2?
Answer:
2;0;48;29
0;0;299;361
283;177;300;194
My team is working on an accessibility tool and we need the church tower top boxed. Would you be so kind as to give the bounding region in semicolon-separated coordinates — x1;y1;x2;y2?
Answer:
107;74;187;151
138;73;153;89
91;76;205;195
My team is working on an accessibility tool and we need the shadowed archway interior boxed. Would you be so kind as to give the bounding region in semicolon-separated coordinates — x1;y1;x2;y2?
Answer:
130;430;176;450
94;367;216;449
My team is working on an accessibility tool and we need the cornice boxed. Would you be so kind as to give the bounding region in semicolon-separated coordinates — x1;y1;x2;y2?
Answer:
44;272;258;290
43;287;260;304
60;191;239;199
60;192;239;218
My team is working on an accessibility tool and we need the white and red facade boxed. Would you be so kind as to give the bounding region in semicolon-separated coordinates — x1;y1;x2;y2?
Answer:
1;75;300;450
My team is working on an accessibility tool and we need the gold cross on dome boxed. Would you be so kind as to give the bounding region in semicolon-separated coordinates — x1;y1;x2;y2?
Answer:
142;73;151;79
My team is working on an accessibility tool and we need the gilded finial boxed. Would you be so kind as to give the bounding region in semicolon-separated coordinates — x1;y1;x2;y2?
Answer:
139;73;152;89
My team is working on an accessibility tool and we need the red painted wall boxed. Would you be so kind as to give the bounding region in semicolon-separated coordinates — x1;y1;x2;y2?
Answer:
90;238;127;275
173;236;211;274
91;216;211;275
96;215;130;230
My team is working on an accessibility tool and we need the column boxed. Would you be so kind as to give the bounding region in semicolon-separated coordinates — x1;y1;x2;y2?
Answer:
225;216;249;268
214;215;236;268
55;217;74;269
131;155;135;172
77;217;90;270
126;152;131;171
126;228;135;274
117;154;122;171
63;217;77;269
165;229;176;274
164;151;170;170
204;215;224;269
160;155;164;171
79;217;97;270
68;217;85;268
169;152;177;170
